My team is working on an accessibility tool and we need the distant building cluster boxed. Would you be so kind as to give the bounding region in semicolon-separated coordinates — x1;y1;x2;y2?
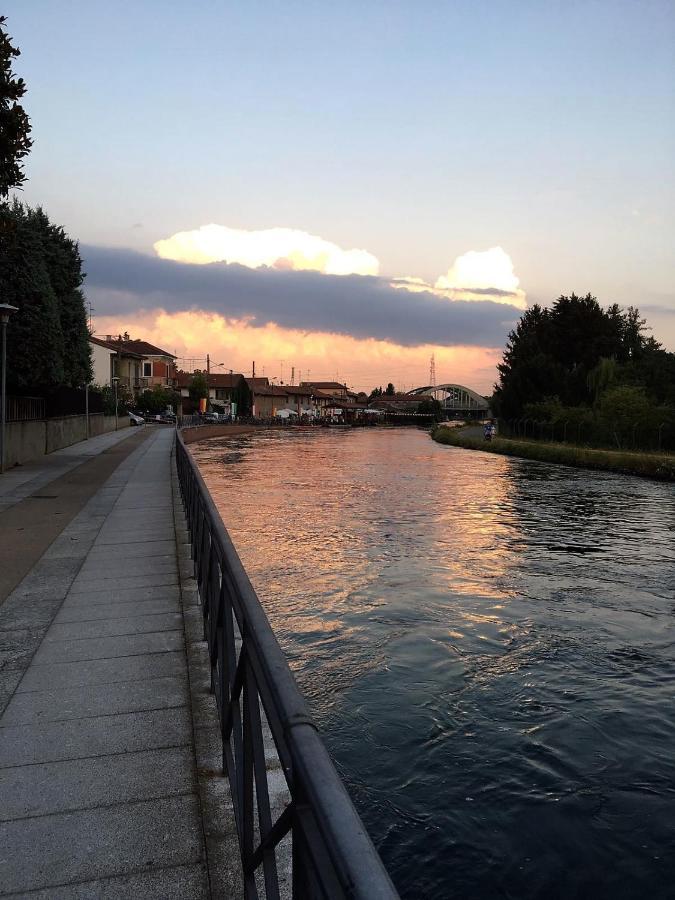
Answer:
89;333;487;422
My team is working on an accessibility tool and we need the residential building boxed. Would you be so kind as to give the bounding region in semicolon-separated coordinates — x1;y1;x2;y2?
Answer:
176;371;251;416
300;381;358;402
90;334;177;395
89;336;119;387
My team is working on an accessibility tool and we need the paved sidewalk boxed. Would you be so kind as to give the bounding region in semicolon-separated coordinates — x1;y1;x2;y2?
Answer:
0;428;239;897
0;426;140;514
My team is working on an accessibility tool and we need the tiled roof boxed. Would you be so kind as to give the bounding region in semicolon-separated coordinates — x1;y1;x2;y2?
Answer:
254;386;290;397
176;371;245;388
93;336;176;358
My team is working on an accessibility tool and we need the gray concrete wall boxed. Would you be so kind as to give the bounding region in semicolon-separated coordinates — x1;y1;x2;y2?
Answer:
5;420;46;467
5;415;129;467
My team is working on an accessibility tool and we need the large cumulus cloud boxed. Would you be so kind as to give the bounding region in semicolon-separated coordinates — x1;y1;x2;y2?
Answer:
82;245;521;349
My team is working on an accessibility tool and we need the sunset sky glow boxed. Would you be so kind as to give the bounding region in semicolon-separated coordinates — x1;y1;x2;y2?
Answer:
6;0;674;392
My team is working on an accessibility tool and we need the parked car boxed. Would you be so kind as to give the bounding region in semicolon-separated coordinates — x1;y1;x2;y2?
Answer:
201;412;221;423
129;412;145;426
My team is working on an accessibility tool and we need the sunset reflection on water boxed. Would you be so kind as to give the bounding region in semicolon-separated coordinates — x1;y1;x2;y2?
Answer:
191;427;675;900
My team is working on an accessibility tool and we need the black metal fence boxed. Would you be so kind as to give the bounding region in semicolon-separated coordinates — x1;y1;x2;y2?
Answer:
175;431;398;899
499;417;675;453
8;388;104;421
6;396;45;422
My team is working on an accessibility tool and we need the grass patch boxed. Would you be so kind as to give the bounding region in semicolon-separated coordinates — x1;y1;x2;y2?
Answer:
431;427;675;482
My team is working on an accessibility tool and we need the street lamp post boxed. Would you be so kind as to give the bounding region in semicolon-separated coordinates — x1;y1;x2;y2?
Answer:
0;303;19;474
112;376;119;430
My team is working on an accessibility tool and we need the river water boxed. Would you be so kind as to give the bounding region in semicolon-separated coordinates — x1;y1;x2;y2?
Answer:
191;428;675;899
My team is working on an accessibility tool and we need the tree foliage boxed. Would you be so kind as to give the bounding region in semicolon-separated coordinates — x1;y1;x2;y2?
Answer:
493;293;675;449
0;201;92;392
189;372;209;405
493;294;671;416
0;16;32;198
136;385;180;415
417;397;444;421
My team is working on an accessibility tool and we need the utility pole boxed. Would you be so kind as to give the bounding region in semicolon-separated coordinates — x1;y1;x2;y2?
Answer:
206;354;210;411
291;366;295;385
252;360;256;378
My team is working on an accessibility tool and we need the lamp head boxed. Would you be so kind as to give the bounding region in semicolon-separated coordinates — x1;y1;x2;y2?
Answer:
0;303;19;325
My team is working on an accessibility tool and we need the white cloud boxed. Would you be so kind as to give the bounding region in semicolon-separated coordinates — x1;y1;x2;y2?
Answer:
434;246;527;309
390;248;527;310
154;224;380;276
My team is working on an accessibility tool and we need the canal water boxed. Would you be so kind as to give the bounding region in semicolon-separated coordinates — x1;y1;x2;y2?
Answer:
191;428;675;899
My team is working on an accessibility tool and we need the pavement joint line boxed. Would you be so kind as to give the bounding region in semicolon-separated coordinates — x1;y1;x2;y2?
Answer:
0;741;193;771
0;701;190;728
26;647;186;666
0;744;190;768
0;788;200;827
15;668;190;696
13;670;189;695
67;580;179;595
41;627;184;645
0;787;199;825
52;609;182;625
1;858;210;899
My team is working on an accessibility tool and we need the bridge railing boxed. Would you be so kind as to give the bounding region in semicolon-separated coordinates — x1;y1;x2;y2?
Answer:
175;430;398;900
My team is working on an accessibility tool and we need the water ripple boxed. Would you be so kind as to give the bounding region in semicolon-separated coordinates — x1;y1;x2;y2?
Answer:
193;428;675;899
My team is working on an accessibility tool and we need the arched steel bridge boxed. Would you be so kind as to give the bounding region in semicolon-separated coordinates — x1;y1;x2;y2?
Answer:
408;383;490;413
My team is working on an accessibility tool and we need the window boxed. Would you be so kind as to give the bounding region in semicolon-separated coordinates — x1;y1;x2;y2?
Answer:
143;362;152;377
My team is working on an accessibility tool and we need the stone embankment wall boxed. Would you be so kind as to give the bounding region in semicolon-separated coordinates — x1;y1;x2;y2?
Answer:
181;424;258;444
6;414;127;467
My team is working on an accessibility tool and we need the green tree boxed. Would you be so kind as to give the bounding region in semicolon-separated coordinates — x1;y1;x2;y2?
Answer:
0;202;92;392
493;295;654;419
188;372;209;410
596;386;656;449
418;397;444;421
136;385;180;415
587;357;618;403
2;201;65;390
31;207;91;386
385;382;396;396
0;16;32;198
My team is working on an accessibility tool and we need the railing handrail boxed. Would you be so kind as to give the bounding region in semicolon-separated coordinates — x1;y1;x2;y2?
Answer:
175;429;398;899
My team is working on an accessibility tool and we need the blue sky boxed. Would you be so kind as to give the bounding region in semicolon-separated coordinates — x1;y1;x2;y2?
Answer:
5;1;675;382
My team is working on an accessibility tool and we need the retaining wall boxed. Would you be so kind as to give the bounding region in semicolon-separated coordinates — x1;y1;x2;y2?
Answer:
5;414;129;467
181;424;258;445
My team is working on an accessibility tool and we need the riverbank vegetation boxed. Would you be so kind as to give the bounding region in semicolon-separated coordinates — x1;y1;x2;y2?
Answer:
431;426;675;481
492;294;675;453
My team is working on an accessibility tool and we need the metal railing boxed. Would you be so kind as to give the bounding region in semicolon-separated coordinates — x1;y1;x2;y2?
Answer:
7;396;45;422
175;431;398;899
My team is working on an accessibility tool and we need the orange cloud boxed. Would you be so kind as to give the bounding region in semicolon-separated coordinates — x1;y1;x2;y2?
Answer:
94;309;501;395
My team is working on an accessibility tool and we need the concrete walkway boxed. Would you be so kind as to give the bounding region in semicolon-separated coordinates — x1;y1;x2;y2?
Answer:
0;426;139;514
0;428;240;897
